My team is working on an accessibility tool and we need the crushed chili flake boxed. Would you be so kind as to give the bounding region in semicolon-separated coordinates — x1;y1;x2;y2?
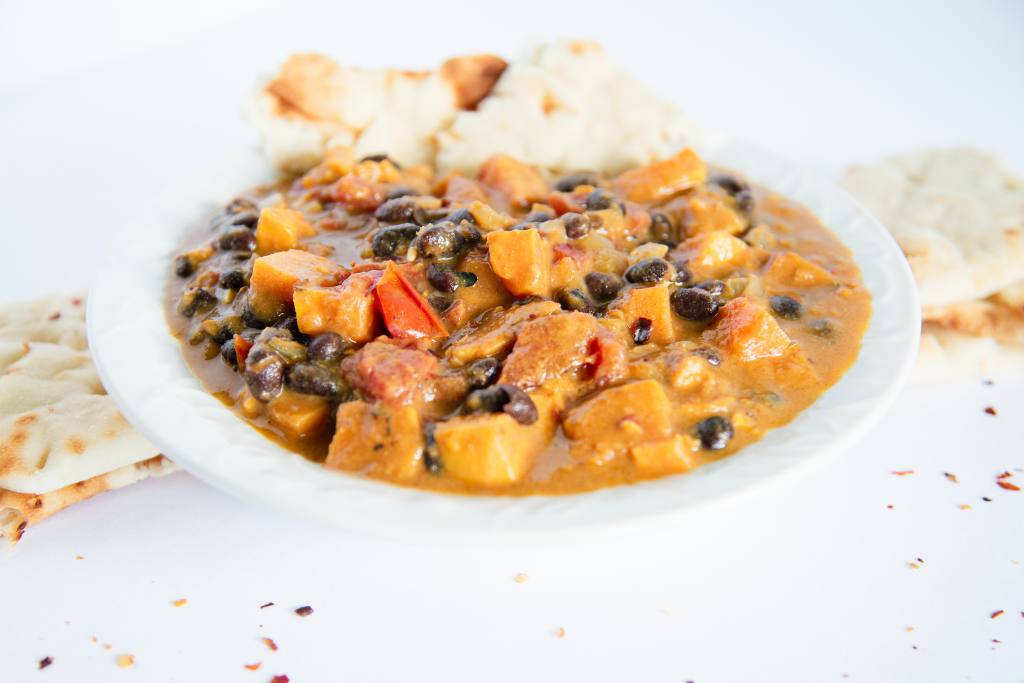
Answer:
904;626;914;633
243;662;262;671
172;598;188;607
984;406;998;416
996;471;1013;479
271;676;290;683
555;627;566;639
886;504;894;509
943;472;958;483
991;610;1004;619
115;654;134;669
891;470;914;476
294;605;314;617
514;573;529;584
997;480;1021;491
260;602;274;609
38;656;53;670
262;637;278;652
103;644;111;651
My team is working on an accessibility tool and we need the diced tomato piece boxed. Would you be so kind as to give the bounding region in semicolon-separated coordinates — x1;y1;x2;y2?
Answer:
373;263;448;340
233;334;253;366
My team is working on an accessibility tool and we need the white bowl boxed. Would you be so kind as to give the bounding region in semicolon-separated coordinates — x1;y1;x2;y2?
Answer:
88;138;920;540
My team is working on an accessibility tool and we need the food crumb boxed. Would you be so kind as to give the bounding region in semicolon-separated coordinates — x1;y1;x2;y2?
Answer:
514;573;529;584
891;470;914;476
294;605;314;617
90;636;97;644
115;654;134;669
555;627;566;639
907;561;921;570
984;406;998;416
982;496;993;502
75;555;84;561
904;626;914;632
103;644;111;651
271;676;290;683
991;610;1004;619
243;662;261;671
959;504;972;510
172;598;188;607
38;656;53;670
260;602;274;609
886;504;894;510
262;637;278;652
943;472;958;483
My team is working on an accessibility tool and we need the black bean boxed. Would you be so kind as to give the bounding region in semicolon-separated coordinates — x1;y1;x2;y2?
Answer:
671;287;720;322
509;221;540;231
584;272;624;302
695;280;725;296
228;210;259;229
466;357;501;389
694;347;722;366
464;386;509;415
245;353;285;402
308;332;346;362
174;255;195;278
220;338;239;370
554;172;600;192
287;362;341;397
556;287;595;314
500;384;539;425
457;271;478;288
386;186;416;200
650;212;677;246
219;227;257;252
734;189;755;214
360;153;400;168
423;422;442;473
809;319;834;337
219;269;247;290
672;260;694;286
371;223;420;258
374;198;427;225
770;295;803;320
561;212;591;239
625;258;670;284
177;288;217;317
428;262;460;293
416;225;465;259
525;210;555;222
273;317;301;339
456;221;482;245
696;416;734;450
428;293;453;313
710;174;754;213
632;317;653;345
445;208;477;226
585;188;621;212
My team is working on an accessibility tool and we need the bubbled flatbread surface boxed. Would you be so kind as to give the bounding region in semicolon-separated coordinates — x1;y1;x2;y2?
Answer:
437;41;696;175
0;295;160;494
842;148;1024;308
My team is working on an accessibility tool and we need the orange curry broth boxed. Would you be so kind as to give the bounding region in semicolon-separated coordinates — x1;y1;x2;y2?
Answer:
166;147;870;495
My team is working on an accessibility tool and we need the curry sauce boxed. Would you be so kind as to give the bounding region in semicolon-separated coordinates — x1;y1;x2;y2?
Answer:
166;147;870;495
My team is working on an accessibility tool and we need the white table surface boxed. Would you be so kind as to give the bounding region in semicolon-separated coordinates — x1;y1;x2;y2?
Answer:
2;1;1023;681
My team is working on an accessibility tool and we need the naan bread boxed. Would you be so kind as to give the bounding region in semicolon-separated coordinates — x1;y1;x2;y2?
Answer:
915;323;1024;382
437;41;696;175
1;455;176;544
0;296;160;494
923;299;1024;346
842;149;1024;308
244;52;507;174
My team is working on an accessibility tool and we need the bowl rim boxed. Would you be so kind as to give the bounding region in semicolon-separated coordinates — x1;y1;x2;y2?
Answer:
87;136;920;541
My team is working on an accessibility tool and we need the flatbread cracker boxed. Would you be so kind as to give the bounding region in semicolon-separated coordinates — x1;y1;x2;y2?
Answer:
1;455;176;544
244;52;507;173
0;295;160;494
842;148;1024;308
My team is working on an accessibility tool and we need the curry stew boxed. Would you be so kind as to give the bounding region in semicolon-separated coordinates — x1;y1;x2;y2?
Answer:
166;148;870;495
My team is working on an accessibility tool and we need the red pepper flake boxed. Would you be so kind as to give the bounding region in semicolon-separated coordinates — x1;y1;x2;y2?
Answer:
259;602;274;609
294;605;314;617
891;470;915;476
996;471;1013;479
71;298;83;306
943;472;958;483
261;637;278;652
271;676;290;683
984;406;998;416
555;627;566;639
991;610;1004;619
38;656;53;670
997;480;1021;491
243;662;261;671
886;504;894;510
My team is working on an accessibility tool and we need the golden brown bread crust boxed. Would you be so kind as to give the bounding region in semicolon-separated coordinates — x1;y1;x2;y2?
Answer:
440;54;507;110
0;455;176;545
923;299;1024;345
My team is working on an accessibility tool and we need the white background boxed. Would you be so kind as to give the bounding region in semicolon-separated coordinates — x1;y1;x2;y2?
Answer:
1;1;1023;681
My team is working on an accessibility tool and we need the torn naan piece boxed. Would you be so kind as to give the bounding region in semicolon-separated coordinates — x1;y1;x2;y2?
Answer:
915;323;1024;382
0;295;174;544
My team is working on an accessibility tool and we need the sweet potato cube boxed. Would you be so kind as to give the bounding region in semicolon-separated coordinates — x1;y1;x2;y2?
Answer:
764;252;834;287
563;380;672;447
609;283;675;345
612;148;707;203
681;194;745;237
256;207;316;254
326;401;424;481
670;231;750;281
249;249;346;321
705;297;793;361
467;200;517;231
486;228;552;297
478;154;548;209
294;271;381;343
434;393;556;487
441;173;489;205
267;391;332;441
630;435;699;476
